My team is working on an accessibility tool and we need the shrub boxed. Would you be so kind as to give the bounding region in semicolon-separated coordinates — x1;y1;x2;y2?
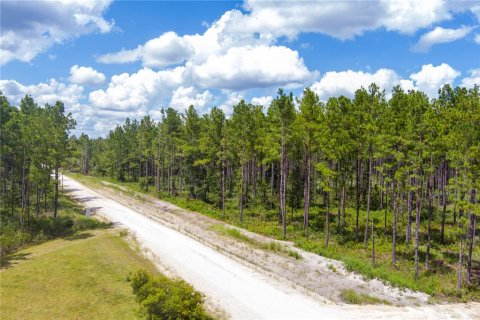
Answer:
128;270;212;320
340;289;389;305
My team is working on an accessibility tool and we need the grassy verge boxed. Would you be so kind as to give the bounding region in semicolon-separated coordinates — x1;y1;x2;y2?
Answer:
210;223;301;259
67;173;480;302
1;229;159;319
340;289;390;305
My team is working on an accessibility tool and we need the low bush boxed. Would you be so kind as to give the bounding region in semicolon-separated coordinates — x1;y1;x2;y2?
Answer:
340;289;389;305
128;270;212;320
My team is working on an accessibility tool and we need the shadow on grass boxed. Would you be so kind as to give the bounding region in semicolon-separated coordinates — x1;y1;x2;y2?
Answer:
1;252;31;269
64;232;95;241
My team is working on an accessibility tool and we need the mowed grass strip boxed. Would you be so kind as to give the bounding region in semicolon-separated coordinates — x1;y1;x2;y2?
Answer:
1;229;158;320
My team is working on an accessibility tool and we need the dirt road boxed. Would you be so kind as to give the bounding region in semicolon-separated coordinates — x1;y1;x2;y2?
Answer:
63;175;479;319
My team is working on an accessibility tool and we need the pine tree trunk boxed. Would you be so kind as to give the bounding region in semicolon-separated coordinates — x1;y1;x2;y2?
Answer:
303;152;311;238
54;162;59;218
221;160;225;218
36;185;40;218
355;158;361;242
466;189;477;285
240;163;244;223
10;159;15;216
453;168;458;224
326;191;330;247
425;174;433;270
407;176;413;244
441;160;447;243
364;148;372;247
253;158;257;201
280;132;287;239
371;217;375;267
384;184;389;233
342;185;346;229
415;176;423;279
270;162;275;209
145;160;149;192
458;233;464;289
392;179;398;265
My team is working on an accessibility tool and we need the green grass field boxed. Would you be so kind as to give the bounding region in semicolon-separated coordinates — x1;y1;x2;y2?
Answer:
1;229;158;320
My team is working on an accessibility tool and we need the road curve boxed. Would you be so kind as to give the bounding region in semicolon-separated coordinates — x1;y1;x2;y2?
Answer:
63;175;479;320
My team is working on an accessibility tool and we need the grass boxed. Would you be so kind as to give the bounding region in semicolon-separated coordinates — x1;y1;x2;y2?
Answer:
0;229;160;320
340;289;390;305
67;173;480;302
209;223;301;259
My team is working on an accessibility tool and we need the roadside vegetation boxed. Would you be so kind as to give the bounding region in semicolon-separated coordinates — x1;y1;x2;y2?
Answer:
62;84;479;302
0;194;109;255
340;289;390;305
128;270;212;320
209;223;301;259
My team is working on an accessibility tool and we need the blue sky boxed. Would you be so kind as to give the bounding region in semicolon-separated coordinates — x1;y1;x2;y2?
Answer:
1;0;479;136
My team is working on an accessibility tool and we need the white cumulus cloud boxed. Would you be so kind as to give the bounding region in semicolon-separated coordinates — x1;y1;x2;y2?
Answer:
98;32;193;68
409;63;460;96
190;45;316;90
232;0;453;40
475;33;480;44
251;96;273;107
0;78;84;106
88;67;185;111
311;69;402;100
461;69;480;88
413;26;474;52
0;0;114;65
169;86;213;112
69;65;106;85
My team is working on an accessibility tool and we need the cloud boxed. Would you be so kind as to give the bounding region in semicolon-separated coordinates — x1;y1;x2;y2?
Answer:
230;0;453;40
218;92;243;115
311;69;403;100
169;86;213;112
88;67;185;111
413;26;474;52
98;32;193;68
190;45;316;90
311;63;461;100
251;96;273;107
0;78;84;106
409;63;460;96
475;33;480;44
69;65;106;85
461;69;480;88
0;0;114;65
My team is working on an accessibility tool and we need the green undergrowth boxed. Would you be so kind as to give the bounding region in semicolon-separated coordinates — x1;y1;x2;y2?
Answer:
209;223;301;259
0;193;110;256
128;270;212;320
340;289;390;305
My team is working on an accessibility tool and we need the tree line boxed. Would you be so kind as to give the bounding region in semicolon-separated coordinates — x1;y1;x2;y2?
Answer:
1;93;75;230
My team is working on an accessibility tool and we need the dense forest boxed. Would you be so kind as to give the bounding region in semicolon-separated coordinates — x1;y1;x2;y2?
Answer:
1;84;479;292
0;93;79;253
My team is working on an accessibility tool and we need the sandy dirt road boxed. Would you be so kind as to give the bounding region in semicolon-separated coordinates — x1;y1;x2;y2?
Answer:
63;175;479;320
